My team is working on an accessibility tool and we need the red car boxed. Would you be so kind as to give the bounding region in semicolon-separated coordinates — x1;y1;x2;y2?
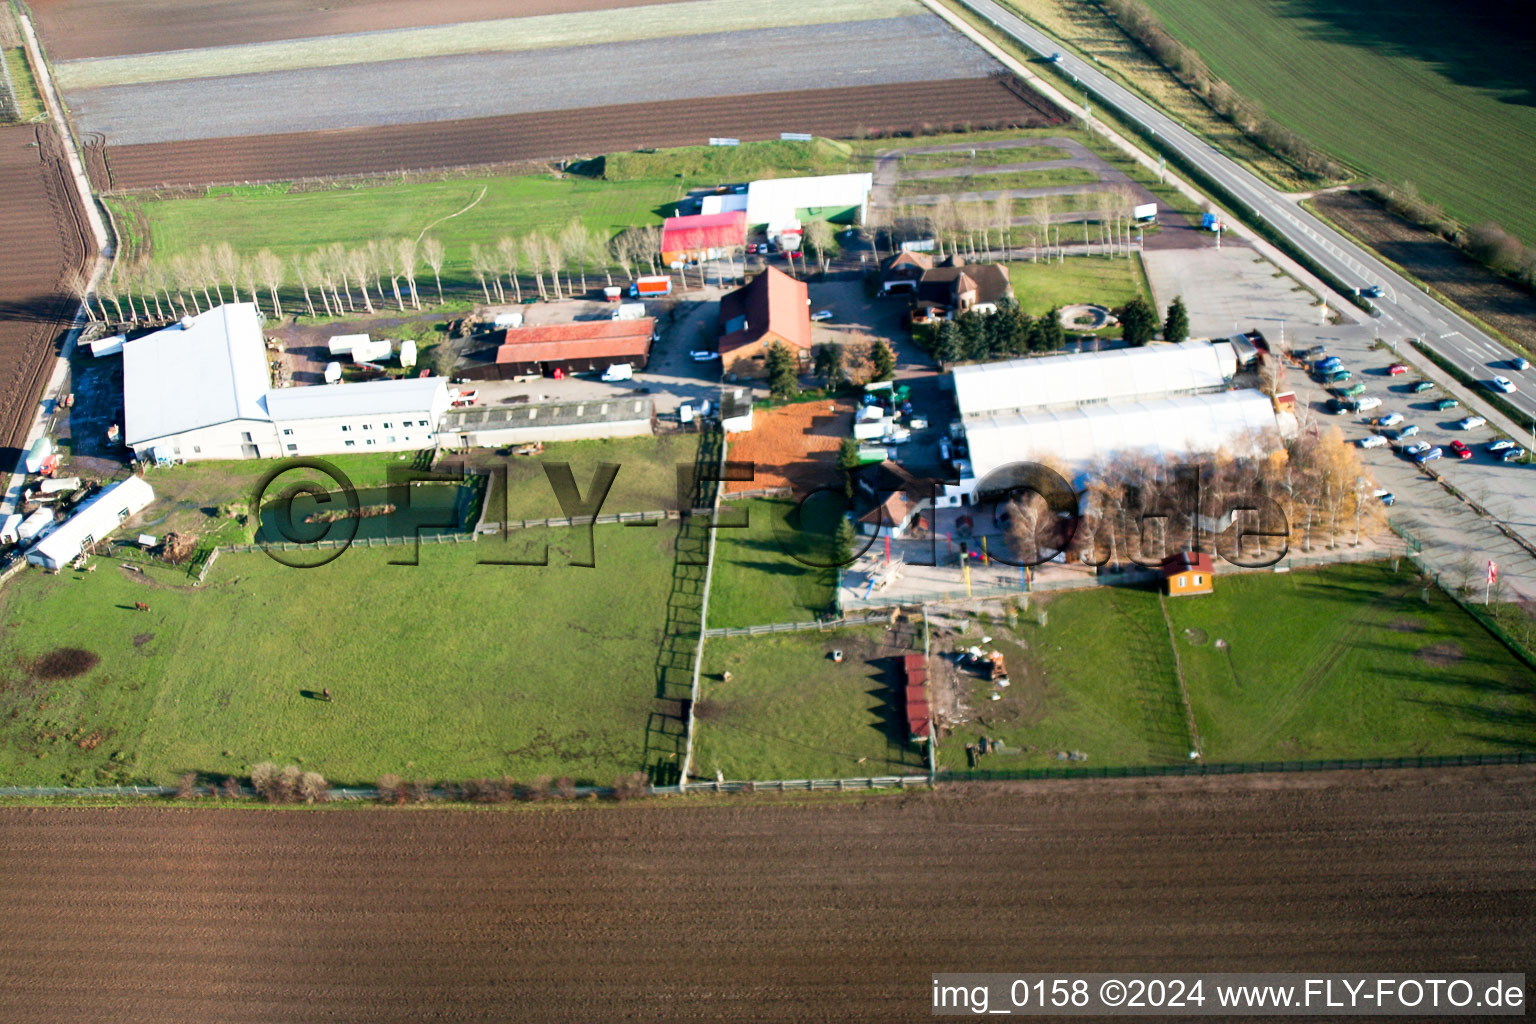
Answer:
1448;440;1473;459
1388;363;1409;375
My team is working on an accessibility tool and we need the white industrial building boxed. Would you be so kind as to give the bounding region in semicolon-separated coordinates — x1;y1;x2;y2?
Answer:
952;340;1236;421
124;304;277;461
942;342;1277;505
744;173;874;237
122;304;449;462
26;475;154;570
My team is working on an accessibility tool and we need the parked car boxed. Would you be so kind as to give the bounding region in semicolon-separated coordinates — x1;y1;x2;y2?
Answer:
1414;447;1443;464
1435;397;1460;410
1456;416;1487;430
1387;363;1409;375
1499;447;1526;462
1356;396;1381;411
810;310;834;322
1487;439;1517;453
1394;424;1420;439
1514;357;1531;371
1410;380;1436;393
1489;375;1517;393
1343;382;1368;397
689;350;721;362
1358;435;1388;449
1448;440;1472;459
1373;488;1396;506
1316;357;1342;372
1403;441;1432;457
1377;412;1404;427
1327;369;1352;383
1325;398;1348;415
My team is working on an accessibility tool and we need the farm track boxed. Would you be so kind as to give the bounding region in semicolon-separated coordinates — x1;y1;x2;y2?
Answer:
28;0;699;61
0;123;90;457
98;77;1065;191
0;766;1532;1022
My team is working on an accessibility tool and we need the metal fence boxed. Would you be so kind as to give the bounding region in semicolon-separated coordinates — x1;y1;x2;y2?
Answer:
703;614;891;639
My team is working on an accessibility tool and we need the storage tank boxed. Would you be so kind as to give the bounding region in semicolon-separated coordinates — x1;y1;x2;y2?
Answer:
324;361;342;384
399;340;418;369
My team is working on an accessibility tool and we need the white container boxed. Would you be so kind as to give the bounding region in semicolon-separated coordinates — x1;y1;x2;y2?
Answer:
324;361;342;384
601;363;633;382
90;334;125;357
399;340;418;369
17;508;53;543
23;438;52;474
612;303;646;321
1;513;21;545
328;333;368;356
39;477;80;494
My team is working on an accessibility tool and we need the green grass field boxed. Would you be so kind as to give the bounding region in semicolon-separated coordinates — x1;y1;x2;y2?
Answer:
691;627;929;779
106;172;688;290
0;527;676;787
937;586;1191;770
1168;562;1536;760
894;144;1072;170
1140;0;1536;243
1007;253;1152;317
3;48;45;122
467;434;700;524
707;497;839;629
599;138;857;182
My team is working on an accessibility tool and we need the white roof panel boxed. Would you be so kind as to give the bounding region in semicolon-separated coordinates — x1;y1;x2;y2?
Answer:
964;390;1279;482
266;377;446;422
123;305;271;445
952;341;1229;419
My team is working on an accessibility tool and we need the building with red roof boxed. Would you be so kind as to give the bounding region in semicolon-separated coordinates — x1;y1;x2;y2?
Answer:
717;266;810;379
481;318;655;379
661;211;747;265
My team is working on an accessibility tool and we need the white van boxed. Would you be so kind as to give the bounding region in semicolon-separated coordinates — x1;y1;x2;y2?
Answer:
600;363;634;382
1355;396;1382;413
1358;435;1388;449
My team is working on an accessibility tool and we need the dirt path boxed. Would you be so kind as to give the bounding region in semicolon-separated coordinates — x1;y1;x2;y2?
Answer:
1;766;1532;1022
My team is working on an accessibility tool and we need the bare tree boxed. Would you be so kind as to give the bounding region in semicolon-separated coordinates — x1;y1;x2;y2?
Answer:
524;234;548;300
542;233;565;300
254;249;284;318
468;243;493;304
560;220;590;295
213;243;240;305
384;239;405;310
992;195;1012;259
396;236;420;309
610;231;636;282
346;247;375;313
421;236;446;305
805;220;834;274
1030;197;1051;263
290;254;316;317
193;244;217;307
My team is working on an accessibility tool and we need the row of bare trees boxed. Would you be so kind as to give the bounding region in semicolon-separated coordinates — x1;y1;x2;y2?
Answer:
73;237;452;326
1005;427;1385;569
76;217;685;328
868;187;1145;266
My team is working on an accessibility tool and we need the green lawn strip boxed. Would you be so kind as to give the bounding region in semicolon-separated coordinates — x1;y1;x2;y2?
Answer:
893;165;1101;197
1168;562;1536;761
893;144;1072;170
599;137;857;182
0;526;676;787
938;585;1189;771
707;497;838;629
1139;0;1536;245
1006;253;1151;317
467;434;701;524
3;47;45;121
690;627;925;780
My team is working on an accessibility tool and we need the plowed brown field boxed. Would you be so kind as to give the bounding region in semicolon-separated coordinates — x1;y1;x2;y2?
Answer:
30;0;696;61
1;767;1531;1023
0;124;91;458
96;77;1065;191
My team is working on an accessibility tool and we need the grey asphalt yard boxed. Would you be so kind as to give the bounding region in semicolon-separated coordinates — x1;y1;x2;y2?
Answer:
65;15;998;145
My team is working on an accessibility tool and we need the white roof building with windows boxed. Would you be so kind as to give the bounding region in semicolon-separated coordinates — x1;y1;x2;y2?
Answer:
267;377;449;456
121;304;449;462
26;476;154;570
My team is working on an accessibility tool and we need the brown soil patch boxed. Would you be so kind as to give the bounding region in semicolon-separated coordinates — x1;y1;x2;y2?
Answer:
0;124;93;455
724;398;854;495
98;78;1063;190
0;766;1531;1021
1416;642;1465;666
131;632;154;647
31;647;99;680
30;0;699;61
1389;618;1424;633
1314;190;1536;352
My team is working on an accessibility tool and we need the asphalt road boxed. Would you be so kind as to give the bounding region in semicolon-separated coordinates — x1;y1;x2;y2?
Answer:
956;0;1536;419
